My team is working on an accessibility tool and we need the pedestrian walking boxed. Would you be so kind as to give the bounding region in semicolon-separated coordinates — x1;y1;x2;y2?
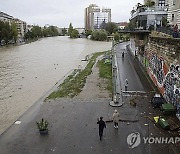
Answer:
112;110;120;129
122;52;124;58
125;79;128;91
97;116;106;140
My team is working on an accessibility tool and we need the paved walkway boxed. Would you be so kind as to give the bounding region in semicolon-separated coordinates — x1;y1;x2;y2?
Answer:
0;43;179;154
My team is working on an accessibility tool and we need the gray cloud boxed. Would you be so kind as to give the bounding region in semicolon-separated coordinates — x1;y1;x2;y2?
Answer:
0;0;143;27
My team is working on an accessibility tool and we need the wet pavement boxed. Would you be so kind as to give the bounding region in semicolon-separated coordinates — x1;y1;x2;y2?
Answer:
0;42;179;154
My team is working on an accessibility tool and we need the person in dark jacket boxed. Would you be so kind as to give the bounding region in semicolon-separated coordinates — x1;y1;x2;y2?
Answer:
97;116;106;140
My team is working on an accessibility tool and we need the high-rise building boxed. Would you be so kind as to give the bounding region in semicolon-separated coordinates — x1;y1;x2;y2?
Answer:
85;4;111;30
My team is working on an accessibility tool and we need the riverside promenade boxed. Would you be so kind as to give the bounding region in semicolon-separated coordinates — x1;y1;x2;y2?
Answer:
0;43;179;154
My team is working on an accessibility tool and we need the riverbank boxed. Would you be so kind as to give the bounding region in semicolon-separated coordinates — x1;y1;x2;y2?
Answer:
0;37;111;135
46;51;112;100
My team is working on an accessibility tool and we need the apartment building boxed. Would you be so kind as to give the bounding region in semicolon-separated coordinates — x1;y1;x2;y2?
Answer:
85;4;111;30
13;18;28;42
167;0;180;28
130;0;168;30
0;12;14;24
0;11;28;42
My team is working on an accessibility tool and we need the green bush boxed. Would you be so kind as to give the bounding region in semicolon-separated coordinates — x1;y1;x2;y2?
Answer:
91;30;107;41
114;32;120;42
70;29;79;38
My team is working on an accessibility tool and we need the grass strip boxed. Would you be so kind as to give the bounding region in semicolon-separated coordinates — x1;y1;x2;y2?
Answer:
46;51;105;99
97;52;112;95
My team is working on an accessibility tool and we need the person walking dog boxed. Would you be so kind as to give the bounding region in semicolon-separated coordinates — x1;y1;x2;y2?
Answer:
97;116;106;140
112;110;120;129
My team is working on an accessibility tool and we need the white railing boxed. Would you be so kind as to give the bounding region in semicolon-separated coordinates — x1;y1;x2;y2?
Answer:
131;6;167;19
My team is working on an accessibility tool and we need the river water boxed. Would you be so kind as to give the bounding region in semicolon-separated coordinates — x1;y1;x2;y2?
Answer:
0;36;111;134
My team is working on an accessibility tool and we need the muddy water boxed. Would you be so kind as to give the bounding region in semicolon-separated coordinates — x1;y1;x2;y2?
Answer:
0;36;111;134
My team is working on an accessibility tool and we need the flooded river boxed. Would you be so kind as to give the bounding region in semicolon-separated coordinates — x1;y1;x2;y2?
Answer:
0;36;111;134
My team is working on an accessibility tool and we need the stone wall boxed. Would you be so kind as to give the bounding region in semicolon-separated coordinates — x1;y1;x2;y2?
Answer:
145;36;180;108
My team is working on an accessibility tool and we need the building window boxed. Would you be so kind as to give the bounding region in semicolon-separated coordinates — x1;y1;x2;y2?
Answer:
159;0;165;7
173;0;176;5
172;14;175;21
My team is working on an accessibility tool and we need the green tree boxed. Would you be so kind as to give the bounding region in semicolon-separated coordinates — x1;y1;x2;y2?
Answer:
1;22;11;44
114;32;120;42
68;23;73;36
105;22;118;35
11;22;18;43
125;21;136;30
31;25;43;38
162;17;168;27
85;30;92;38
98;30;107;41
91;30;107;41
91;31;99;40
70;29;79;38
145;0;155;7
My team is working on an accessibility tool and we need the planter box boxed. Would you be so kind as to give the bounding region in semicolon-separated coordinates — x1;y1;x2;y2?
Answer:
39;130;48;135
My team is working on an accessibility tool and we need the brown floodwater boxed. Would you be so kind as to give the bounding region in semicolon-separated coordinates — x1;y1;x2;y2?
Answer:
0;36;111;134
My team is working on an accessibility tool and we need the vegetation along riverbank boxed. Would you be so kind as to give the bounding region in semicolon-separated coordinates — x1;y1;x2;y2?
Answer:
46;51;112;100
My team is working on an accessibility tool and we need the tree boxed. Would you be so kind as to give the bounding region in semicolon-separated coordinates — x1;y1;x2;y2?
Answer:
114;32;120;42
100;20;106;29
145;0;155;7
10;22;18;43
68;23;73;36
98;30;107;41
70;29;79;38
125;21;136;30
162;17;168;27
91;31;100;40
1;22;11;44
85;30;92;38
48;26;59;36
91;30;107;41
105;22;118;35
31;25;43;38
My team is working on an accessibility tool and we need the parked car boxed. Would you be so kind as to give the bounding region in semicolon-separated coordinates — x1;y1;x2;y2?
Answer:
150;94;165;108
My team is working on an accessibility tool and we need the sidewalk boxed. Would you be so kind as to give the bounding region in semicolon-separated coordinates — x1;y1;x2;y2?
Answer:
0;45;179;154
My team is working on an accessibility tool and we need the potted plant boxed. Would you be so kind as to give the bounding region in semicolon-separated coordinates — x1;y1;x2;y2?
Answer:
36;118;49;135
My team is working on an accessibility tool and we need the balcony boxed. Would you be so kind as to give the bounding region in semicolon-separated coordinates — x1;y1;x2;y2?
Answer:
130;6;167;20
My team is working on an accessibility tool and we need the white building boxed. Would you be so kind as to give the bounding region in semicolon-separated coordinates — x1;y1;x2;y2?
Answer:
167;0;180;28
13;18;27;42
0;12;27;42
0;12;14;24
85;4;111;30
130;1;168;30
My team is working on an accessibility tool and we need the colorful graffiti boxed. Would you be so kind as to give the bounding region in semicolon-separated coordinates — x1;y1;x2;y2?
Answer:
147;54;180;108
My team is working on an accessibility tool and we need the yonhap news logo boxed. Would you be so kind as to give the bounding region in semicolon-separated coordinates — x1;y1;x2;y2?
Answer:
127;132;141;149
127;132;180;149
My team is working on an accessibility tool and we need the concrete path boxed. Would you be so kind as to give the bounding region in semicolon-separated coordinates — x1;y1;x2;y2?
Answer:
0;43;179;154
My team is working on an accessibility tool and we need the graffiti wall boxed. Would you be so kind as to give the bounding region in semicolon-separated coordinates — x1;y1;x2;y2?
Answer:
146;53;180;108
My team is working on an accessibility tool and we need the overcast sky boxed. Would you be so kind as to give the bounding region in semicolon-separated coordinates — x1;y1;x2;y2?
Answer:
0;0;143;28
